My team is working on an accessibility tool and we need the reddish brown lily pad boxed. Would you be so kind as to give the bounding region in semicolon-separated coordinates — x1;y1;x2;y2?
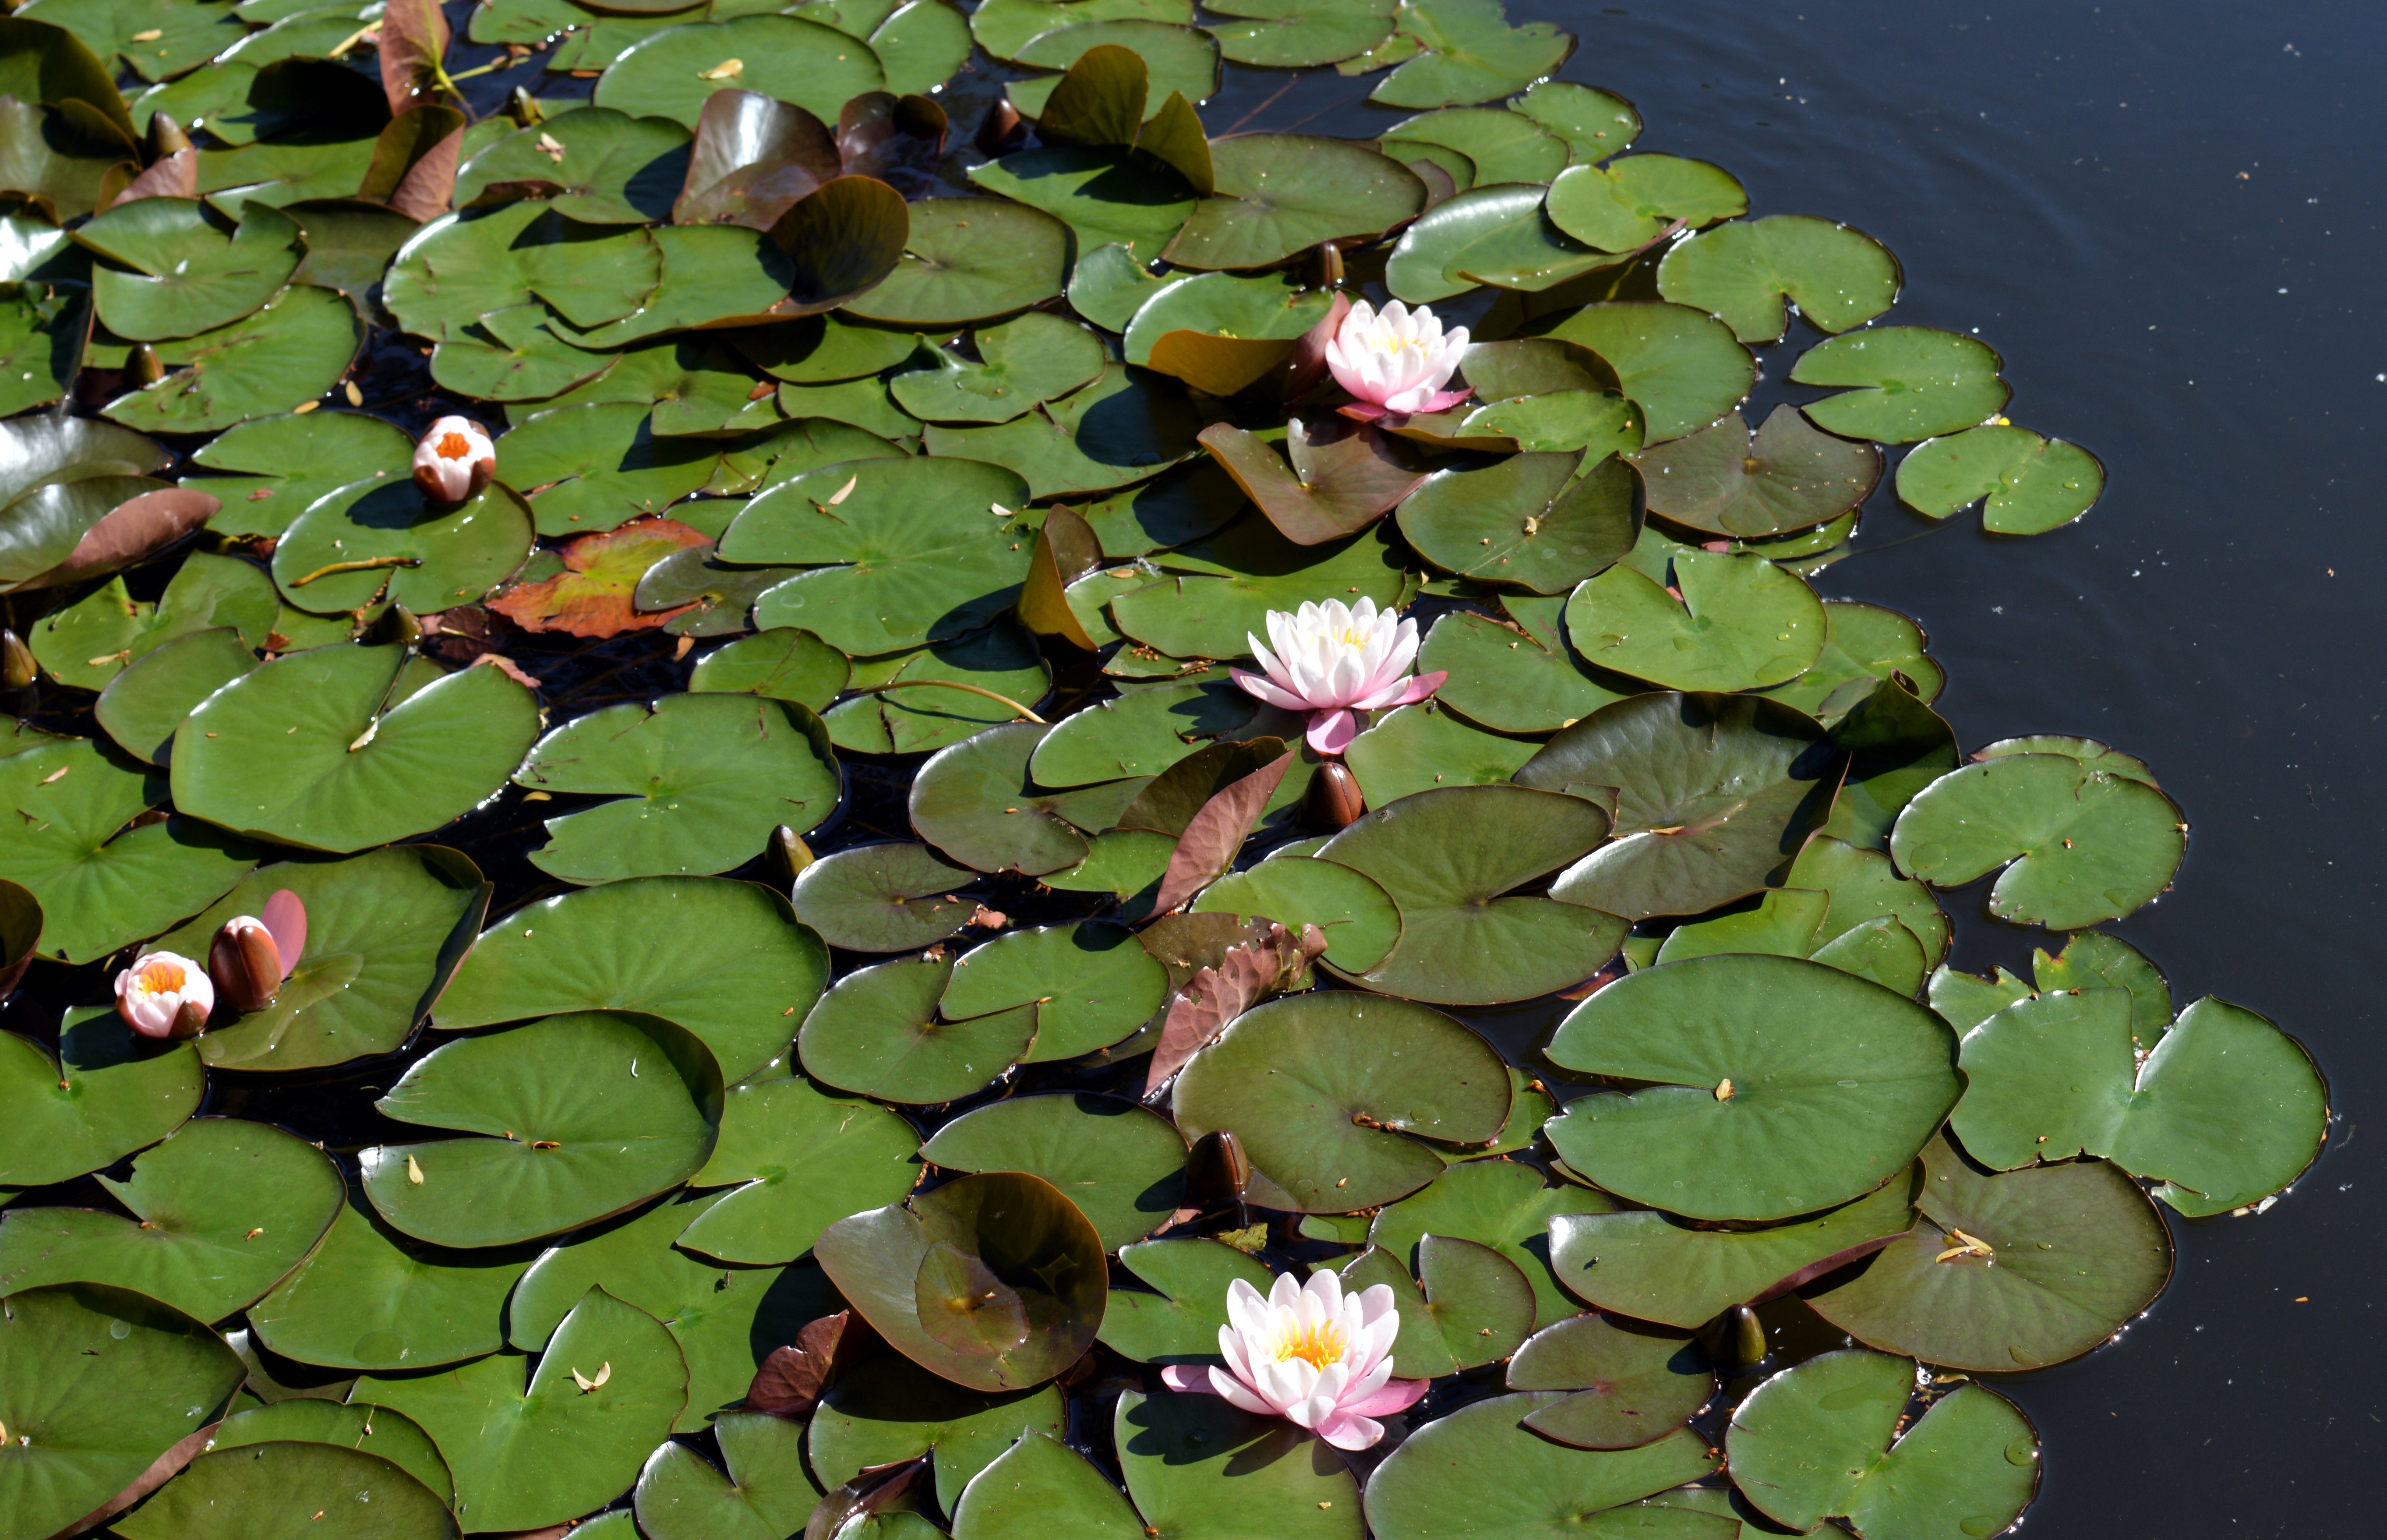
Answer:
487;516;711;637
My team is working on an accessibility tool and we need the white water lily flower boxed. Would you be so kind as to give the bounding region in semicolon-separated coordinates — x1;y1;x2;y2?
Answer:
1325;298;1471;419
412;415;496;502
1160;1270;1427;1451
1230;596;1446;755
114;951;212;1039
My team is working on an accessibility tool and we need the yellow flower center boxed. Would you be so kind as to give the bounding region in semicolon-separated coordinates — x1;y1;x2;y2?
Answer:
437;432;473;460
1275;1320;1347;1369
134;960;186;996
1335;626;1369;649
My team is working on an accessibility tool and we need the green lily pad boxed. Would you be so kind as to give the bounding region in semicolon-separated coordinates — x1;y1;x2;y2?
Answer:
1508;81;1641;165
513;693;840;885
799;951;1037;1104
1790;327;2010;445
30;550;275;691
0;1116;340;1324
1205;0;1393;67
1384;105;1566;185
272;476;535;615
0;1009;202;1188
1384;183;1545;304
1172;991;1510;1212
1976;732;2158;785
1651;883;1931;997
436;876;828;1084
1543;954;1960;1221
102;283;362;435
720;454;1034;654
1345;699;1543;805
869;0;972;94
1342;1234;1535;1374
204;1399;454;1506
0;1283;246;1540
1098;1236;1274;1363
385;202;660;344
1368;1157;1616;1328
1894;422;2105;535
1364;1396;1720;1540
1813;676;1959;851
1046;827;1176;914
940;922;1170;1062
973;0;1191;59
2028;927;2171;1045
891;313;1107;425
923;363;1204;498
635;1409;820;1539
0;736;258;966
1006;21;1220;120
248;1182;537;1371
1953;991;2325;1213
362;1011;724;1248
972;143;1196;260
1504;1314;1713;1450
1563;546;1826;692
1804;1133;2172;1372
1634;405;1879;538
1543;155;1745;257
790;840;981;951
1164;133;1425;271
830;623;1053;755
19;0;251;83
1889;752;2186;929
1026;678;1256;790
1318;783;1622;1004
77;197;304;342
817;1169;1107;1392
173;643;540;853
907;720;1138;873
352;1287;689;1534
689;626;849;712
187;410;415;539
154;847;489;1073
674;1072;919;1265
1190;855;1400;973
1370;0;1575;111
843;195;1069;326
495;402;722;537
113;1427;458;1540
507;1189;839;1428
1116;1386;1363;1538
1655;214;1899;343
0;96;132;224
1727;1349;2037;1538
593;14;886;128
1756;599;1943;726
1549;1167;1916;1329
455;105;692;225
539;336;759;436
737;311;921;383
1417;599;1634;735
0;278;88;418
1108;516;1409;661
1521;691;1842;921
1460;392;1644;458
950;1427;1144;1536
1536;301;1754;444
923;1093;1184;1250
1399;449;1640;593
809;1353;1067;1514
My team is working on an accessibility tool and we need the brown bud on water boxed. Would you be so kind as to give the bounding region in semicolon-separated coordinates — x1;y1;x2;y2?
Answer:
0;629;34;690
974;99;1025;158
1305;760;1364;830
765;825;815;888
1185;1129;1253;1210
166;1000;208;1040
1699;1303;1769;1374
371;604;423;647
208;917;284;1012
127;341;166;386
1312;240;1346;289
148;111;192;157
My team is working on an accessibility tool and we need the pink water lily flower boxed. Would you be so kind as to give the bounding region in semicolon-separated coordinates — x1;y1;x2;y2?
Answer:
1326;298;1472;420
413;415;496;503
1231;597;1446;755
1160;1270;1428;1451
114;951;212;1039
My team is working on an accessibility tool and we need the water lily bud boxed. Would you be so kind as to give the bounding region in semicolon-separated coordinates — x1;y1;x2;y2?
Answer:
1185;1130;1252;1210
765;825;815;888
371;604;423;647
208;915;283;1011
1306;761;1365;830
0;628;35;690
507;86;544;127
127;341;165;386
1699;1303;1769;1374
412;416;496;503
114;951;212;1040
149;111;191;157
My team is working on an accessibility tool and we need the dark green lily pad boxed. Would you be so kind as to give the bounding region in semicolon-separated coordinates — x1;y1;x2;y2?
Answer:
790;840;980;951
76;197;303;343
30;550;275;692
635;1409;819;1539
1172;991;1510;1212
112;1428;458;1540
1116;1387;1363;1539
593;14;887;128
674;1073;919;1264
1206;0;1392;67
188;410;414;538
892;312;1106;424
1889;752;2186;929
0;1116;340;1323
816;1169;1107;1392
1505;1314;1712;1450
843;195;1069;326
1319;783;1622;1004
0;1282;246;1540
1536;301;1753;444
809;1353;1066;1514
1522;691;1843;921
0;1008;202;1188
1790;327;2010;445
1953;991;2325;1213
1894;422;2105;535
1727;1349;2038;1538
0;736;258;965
800;951;1037;1104
1417;598;1634;735
941;922;1170;1062
248;1185;528;1369
1369;1156;1616;1328
1164;133;1424;271
972;143;1196;260
923;363;1204;498
1400;450;1639;594
436;876;828;1084
272;476;534;615
1098;1236;1274;1363
154;847;488;1073
1634;405;1879;538
1345;699;1543;805
1190;856;1400;973
1342;1234;1534;1375
174;643;540;853
832;623;1054;755
923;1093;1184;1250
908;721;1141;873
1544;954;1960;1221
205;1399;454;1506
102;283;361;435
351;1287;689;1534
1656;214;1900;343
362;1010;724;1248
0;277;88;417
1370;0;1575;111
737;311;920;383
1564;546;1825;692
1006;20;1219;120
455;105;692;225
1363;1397;1720;1540
1804;1133;2172;1372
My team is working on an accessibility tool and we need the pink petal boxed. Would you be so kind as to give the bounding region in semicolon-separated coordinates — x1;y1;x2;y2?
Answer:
1161;1365;1215;1395
1336;402;1388;423
261;890;306;977
1232;668;1312;712
1306;708;1361;756
1414;388;1473;414
1315;1411;1387;1451
1343;1376;1431;1418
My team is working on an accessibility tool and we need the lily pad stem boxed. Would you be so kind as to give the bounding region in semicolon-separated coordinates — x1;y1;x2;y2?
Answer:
289;556;424;587
847;679;1048;724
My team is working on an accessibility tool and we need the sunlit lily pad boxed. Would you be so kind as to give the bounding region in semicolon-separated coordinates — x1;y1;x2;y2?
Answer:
1385;183;1544;304
1363;1396;1718;1540
272;477;535;615
1418;598;1633;735
454;105;692;225
1894;422;2105;535
594;15;888;128
1006;20;1220;120
844;195;1069;326
1190;856;1400;973
1790;326;2010;444
102;283;362;434
1536;301;1753;443
1109;516;1409;661
892;312;1107;424
924;363;1204;498
110;1439;455;1539
1634;405;1879;538
923;1093;1185;1250
204;1399;454;1506
1205;0;1392;67
187;410;415;539
1345;699;1542;805
1889;752;2186;929
1399;449;1640;593
1342;1234;1534;1375
1370;1156;1616;1328
1656;213;1900;343
1543;954;1960;1221
30;550;274;692
1508;80;1641;164
635;1409;819;1537
385;202;660;345
675;1074;919;1264
1164;133;1425;271
76;197;304;342
942;922;1170;1061
800;951;1037;1103
1369;0;1575;111
1563;545;1825;692
0;1008;202;1188
811;1352;1066;1513
1504;1313;1712;1450
1544;155;1745;254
